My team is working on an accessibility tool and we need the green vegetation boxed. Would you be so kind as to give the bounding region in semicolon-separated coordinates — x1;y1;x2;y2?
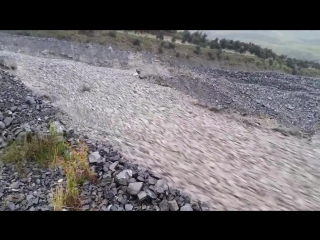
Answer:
1;122;67;167
0;121;96;211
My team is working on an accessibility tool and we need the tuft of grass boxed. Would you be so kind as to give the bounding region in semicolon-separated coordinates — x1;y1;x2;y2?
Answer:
194;46;201;55
1;124;67;168
51;142;96;210
168;42;175;49
108;31;117;38
132;39;140;46
1;120;96;211
52;185;64;211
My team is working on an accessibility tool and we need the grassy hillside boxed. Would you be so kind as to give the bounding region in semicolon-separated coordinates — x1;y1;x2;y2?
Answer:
2;30;320;77
198;30;320;63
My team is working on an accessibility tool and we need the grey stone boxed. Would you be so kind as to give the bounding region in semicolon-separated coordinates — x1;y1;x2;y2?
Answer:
88;151;101;163
32;197;39;205
26;195;34;201
115;169;132;185
129;178;136;183
8;203;16;211
5;194;25;203
10;182;20;189
191;203;201;211
200;202;210;211
145;188;157;199
110;155;120;162
159;200;170;211
137;191;147;201
109;161;118;171
40;206;50;211
110;205;118;211
0;121;5;130
125;204;133;211
180;204;193;211
127;182;143;195
4;117;13;127
10;106;17;112
25;96;36;105
168;200;179;211
82;205;90;211
154;180;169;194
148;177;157;185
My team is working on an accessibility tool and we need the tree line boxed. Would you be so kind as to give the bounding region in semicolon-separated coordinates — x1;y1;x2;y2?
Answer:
135;30;320;75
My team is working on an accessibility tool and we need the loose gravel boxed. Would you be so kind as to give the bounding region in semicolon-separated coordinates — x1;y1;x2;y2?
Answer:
0;69;206;211
1;34;320;210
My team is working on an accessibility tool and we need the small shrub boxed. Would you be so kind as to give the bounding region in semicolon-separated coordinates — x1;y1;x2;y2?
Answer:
224;55;230;61
269;59;273;66
186;54;190;59
176;52;180;58
132;39;140;46
168;42;175;49
171;37;176;42
208;52;215;60
108;31;117;38
194;46;201;54
1;124;67;167
158;46;163;54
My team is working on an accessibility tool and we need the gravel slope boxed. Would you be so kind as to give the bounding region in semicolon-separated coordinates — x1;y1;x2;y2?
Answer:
1;50;320;210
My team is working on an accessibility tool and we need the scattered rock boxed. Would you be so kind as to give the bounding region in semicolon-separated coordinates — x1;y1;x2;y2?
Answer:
127;182;143;195
115;169;132;185
180;204;193;211
137;191;147;201
154;180;169;194
159;200;170;211
168;200;179;211
88;151;101;163
125;204;133;211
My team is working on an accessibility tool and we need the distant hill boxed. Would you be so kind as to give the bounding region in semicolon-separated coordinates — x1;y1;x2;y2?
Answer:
192;31;320;63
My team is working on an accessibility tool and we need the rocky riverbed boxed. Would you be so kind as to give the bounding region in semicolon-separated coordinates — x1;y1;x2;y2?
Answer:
0;69;207;211
1;33;320;210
